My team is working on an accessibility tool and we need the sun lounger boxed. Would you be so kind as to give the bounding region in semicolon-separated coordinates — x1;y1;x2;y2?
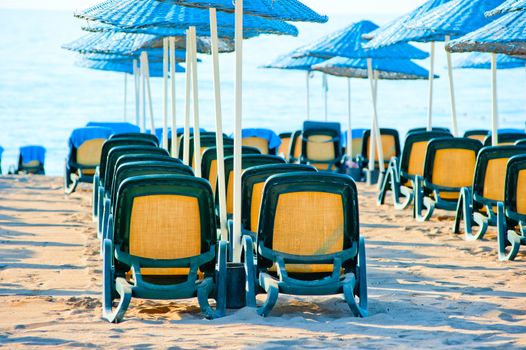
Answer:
86;121;140;135
378;130;452;209
414;138;482;222
241;128;281;155
408;127;451;135
14;146;46;175
278;132;292;160
243;172;367;317
497;155;526;260
102;174;226;322
178;134;234;168
110;132;159;145
464;129;490;143
359;128;401;172
483;132;526;146
65;126;113;194
301;121;342;171
288;130;303;163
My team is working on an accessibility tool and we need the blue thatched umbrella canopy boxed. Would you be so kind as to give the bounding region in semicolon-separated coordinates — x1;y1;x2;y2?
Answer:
486;0;526;17
453;52;526;69
77;57;185;76
82;50;189;63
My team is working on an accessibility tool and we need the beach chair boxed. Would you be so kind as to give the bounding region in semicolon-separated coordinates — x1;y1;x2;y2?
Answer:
483;133;526;146
464;129;490;143
301;121;342;171
378;131;453;209
497;155;526;260
13;146;46;175
288;130;303;163
414;138;483;222
278;132;292;160
96;145;168;238
241;128;281;155
92;138;158;220
102;175;227;322
109;132;160;145
178;135;234;168
516;140;526;146
243;172;367;317
359;128;401;171
343;129;367;160
201;146;260;195
64;126;113;194
408;127;451;135
86;121;140;135
454;146;526;240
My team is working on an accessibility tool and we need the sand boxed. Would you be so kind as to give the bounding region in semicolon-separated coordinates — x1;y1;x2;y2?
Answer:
0;175;525;349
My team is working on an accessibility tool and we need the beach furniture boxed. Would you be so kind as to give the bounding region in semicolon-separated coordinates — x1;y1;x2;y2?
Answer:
102;175;227;322
15;146;46;175
288;130;303;163
243;172;367;317
414;138;483;221
241;128;282;155
483;133;526;146
343;128;367;160
301;121;342;171
497;155;526;260
408;127;451;135
378;130;452;209
464;129;490;142
201;146;261;195
96;145;168;238
517;140;526;146
359;128;401;171
64;126;113;194
178;134;234;168
86;121;140;134
454;146;526;240
92;137;158;221
277;132;292;159
109;132;160;145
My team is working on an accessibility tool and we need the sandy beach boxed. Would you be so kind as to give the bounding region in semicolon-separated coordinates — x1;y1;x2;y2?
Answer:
0;175;525;349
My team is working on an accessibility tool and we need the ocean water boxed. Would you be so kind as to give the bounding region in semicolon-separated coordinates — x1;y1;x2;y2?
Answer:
1;8;525;175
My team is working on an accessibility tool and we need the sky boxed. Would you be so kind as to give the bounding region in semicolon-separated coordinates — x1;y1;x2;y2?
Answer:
0;0;427;15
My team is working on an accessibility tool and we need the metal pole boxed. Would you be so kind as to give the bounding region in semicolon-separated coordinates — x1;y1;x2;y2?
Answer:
346;78;352;158
323;73;328;121
427;41;435;131
306;71;310;120
210;8;228;241
491;53;499;146
190;27;202;177
140;54;146;132
367;59;376;175
143;51;155;134
445;35;458;136
373;71;384;170
123;73;127;122
233;0;243;262
133;59;140;127
162;38;169;150
170;37;177;157
183;31;192;165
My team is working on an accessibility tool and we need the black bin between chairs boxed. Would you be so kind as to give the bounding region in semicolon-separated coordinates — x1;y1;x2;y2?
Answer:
225;263;246;309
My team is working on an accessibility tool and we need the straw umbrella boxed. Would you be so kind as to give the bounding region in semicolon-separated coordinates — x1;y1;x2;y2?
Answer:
262;50;325;120
404;0;506;136
363;0;452;131
312;57;435;160
486;0;526;17
446;10;526;145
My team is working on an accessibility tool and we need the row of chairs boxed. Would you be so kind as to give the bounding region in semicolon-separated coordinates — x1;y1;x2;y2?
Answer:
89;131;368;322
0;145;46;175
377;128;526;260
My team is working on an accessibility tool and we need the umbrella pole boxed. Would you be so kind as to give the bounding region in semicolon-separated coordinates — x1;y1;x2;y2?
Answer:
427;41;435;131
162;38;169;150
346;78;352;158
183;31;192;165
233;0;243;262
306;71;310;120
170;37;177;157
190;27;202;177
445;35;458;136
323;73;328;121
210;8;228;241
144;52;155;134
123;73;127;122
491;53;499;146
133;59;140;127
366;59;376;181
373;70;385;188
141;53;147;132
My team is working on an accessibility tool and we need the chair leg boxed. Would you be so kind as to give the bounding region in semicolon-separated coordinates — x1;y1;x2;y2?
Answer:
92;174;100;221
243;236;257;308
357;237;368;316
506;231;523;261
470;212;489;241
197;278;218;319
257;277;279;317
96;188;105;239
102;239;132;323
343;274;367;317
376;165;392;206
415;177;434;222
454;187;473;235
396;186;414;210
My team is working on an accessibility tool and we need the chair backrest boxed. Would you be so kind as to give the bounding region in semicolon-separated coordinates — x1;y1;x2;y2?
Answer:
464;129;490;143
504;155;526;216
111;161;194;206
484;133;526;146
288;130;303;163
302;121;342;170
109;132;160;145
257;172;359;273
113;175;217;275
86;121;140;134
516;139;526;146
223;154;286;214
422;137;483;199
242;136;270;155
278;132;292;160
241;128;281;155
408;127;451;135
18;146;46;174
99;138;158;182
241;164;317;232
68;126;113;167
400;131;453;179
104;146;168;191
473;146;526;203
201;146;261;195
345;128;367;159
178;135;234;167
361;128;401;166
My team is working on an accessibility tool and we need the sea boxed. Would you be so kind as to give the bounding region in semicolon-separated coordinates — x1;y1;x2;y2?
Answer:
1;8;525;175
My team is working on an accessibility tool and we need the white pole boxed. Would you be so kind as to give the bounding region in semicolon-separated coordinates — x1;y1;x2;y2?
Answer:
373;71;384;168
210;8;228;241
142;52;155;134
306;71;310;120
140;55;146;132
162;38;169;150
190;27;202;177
323;73;328;121
233;0;243;262
491;53;499;146
346;78;352;158
170;37;177;157
427;41;435;131
367;59;376;174
183;31;192;165
445;35;458;136
123;73;127;122
133;59;140;127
